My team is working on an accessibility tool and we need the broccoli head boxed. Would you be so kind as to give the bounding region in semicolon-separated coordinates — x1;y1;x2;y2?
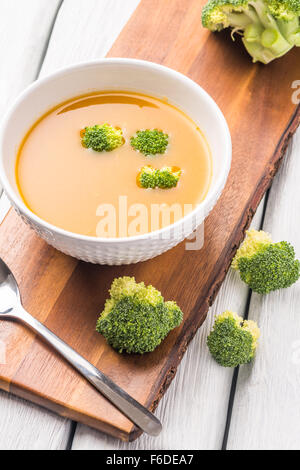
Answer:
81;124;124;152
202;0;300;64
137;165;181;189
207;310;260;367
156;166;182;188
130;129;169;156
96;277;183;354
137;165;158;189
232;229;300;294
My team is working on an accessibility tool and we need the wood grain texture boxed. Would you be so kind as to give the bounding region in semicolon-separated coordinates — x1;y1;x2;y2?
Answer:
0;0;73;450
227;130;300;450
0;0;61;110
0;0;299;442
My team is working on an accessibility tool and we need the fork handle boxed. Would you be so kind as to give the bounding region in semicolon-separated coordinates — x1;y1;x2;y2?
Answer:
12;306;162;436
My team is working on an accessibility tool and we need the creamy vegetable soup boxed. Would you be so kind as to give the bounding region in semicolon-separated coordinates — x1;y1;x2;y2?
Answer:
16;91;212;237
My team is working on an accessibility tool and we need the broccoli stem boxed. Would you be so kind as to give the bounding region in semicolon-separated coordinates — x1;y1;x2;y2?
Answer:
293;31;300;46
227;7;262;30
244;23;264;42
261;27;277;46
242;37;275;63
249;0;276;29
261;27;292;54
240;0;294;62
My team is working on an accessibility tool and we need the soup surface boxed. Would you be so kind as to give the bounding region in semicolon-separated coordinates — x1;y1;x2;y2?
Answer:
16;91;212;237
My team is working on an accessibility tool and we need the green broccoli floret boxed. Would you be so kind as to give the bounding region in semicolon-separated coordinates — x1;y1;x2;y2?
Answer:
232;229;300;294
156;167;182;188
137;165;181;189
207;310;260;367
81;124;124;152
96;277;183;354
130;129;169;156
202;0;300;64
137;165;158;189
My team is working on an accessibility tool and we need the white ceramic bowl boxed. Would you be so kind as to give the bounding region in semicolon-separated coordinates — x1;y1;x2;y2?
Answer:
0;59;231;265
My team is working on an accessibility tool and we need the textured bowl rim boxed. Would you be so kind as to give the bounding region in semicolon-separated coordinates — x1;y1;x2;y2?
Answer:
0;58;232;244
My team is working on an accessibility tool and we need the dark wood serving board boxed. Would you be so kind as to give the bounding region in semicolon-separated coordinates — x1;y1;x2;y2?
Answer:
0;0;299;441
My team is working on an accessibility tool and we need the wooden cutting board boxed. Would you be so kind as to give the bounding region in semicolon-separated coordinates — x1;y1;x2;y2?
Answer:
0;0;299;441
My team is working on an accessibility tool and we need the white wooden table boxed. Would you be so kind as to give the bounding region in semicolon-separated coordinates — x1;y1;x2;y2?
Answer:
0;0;299;450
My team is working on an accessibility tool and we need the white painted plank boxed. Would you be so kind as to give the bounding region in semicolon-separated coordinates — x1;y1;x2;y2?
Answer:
72;273;245;450
0;392;72;450
72;203;265;450
227;129;300;450
0;0;60;111
0;0;70;450
40;0;141;76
